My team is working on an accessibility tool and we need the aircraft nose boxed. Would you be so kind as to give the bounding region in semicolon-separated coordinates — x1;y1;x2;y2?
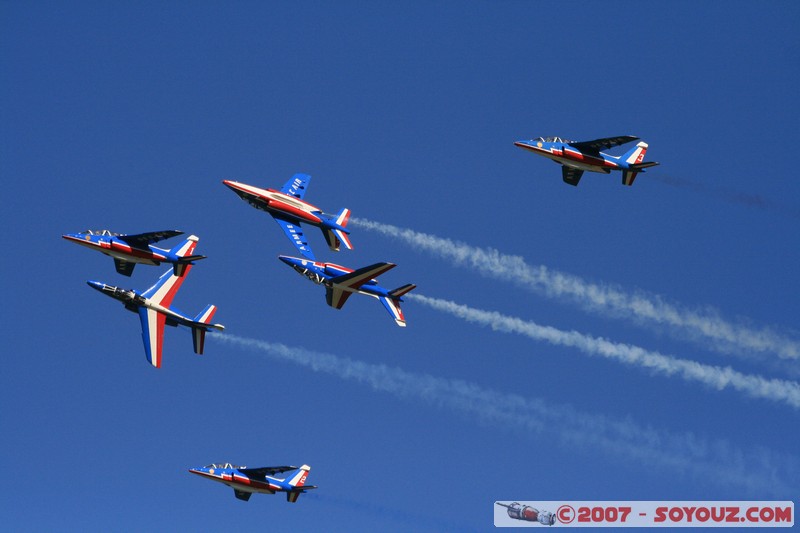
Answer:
222;180;242;192
86;280;106;292
278;255;298;267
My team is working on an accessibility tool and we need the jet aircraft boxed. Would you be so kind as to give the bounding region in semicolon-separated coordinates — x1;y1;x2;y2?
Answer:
189;463;316;503
279;255;416;327
62;229;205;277
223;174;352;260
87;265;224;367
514;135;659;186
496;502;556;526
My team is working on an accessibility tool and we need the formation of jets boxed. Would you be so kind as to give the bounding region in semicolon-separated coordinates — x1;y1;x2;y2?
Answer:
65;137;658;506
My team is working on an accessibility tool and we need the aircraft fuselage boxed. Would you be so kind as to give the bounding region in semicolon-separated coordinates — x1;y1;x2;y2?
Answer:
282;257;387;299
63;234;168;265
223;180;325;227
514;141;616;173
86;281;194;326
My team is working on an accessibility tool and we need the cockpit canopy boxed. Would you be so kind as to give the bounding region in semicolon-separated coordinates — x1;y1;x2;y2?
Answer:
534;136;574;143
83;229;121;236
204;463;244;469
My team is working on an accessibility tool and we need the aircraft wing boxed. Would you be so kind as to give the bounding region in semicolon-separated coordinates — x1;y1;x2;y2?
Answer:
138;307;166;368
561;166;584;186
325;285;353;309
280;173;311;200
569;136;638;155
272;216;316;260
117;230;183;247
331;262;396;290
114;258;136;277
238;466;299;479
326;262;395;309
141;268;188;309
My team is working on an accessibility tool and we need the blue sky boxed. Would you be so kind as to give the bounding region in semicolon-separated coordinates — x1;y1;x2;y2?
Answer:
2;2;799;530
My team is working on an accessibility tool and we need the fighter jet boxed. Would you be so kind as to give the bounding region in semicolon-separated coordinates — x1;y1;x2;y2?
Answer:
279;255;416;327
86;265;224;367
223;174;352;260
514;135;659;186
496;502;555;526
62;229;205;276
189;463;316;503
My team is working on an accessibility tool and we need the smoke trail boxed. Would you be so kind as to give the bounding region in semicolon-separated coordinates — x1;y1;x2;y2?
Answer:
410;294;800;409
352;218;800;361
209;332;797;495
651;173;800;220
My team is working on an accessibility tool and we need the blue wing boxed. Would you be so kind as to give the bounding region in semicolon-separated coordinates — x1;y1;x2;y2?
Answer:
273;216;316;260
280;173;311;200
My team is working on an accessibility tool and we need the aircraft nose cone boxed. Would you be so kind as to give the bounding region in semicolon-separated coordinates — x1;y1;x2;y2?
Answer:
222;180;243;192
86;280;106;292
278;255;297;267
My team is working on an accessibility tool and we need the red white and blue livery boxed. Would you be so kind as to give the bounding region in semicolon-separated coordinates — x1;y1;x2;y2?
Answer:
514;135;659;186
223;174;352;260
189;463;316;503
62;229;205;277
86;262;224;368
279;255;416;327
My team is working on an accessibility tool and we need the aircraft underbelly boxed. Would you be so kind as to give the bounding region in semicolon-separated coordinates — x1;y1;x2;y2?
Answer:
268;205;320;226
105;250;159;265
224;481;276;494
560;159;609;173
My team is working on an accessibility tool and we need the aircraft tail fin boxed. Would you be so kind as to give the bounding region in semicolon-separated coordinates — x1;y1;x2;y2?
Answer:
620;142;659;186
191;304;223;354
170;235;206;276
322;208;353;252
287;465;311;488
389;283;416;299
285;465;314;503
622;141;649;165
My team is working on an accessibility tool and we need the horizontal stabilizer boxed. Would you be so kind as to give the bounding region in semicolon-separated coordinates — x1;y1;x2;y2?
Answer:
177;254;207;263
380;295;410;327
389;284;416;299
173;255;205;277
629;161;659;170
192;328;207;354
286;485;318;504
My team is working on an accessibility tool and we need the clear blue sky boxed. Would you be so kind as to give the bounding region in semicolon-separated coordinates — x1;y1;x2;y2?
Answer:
2;2;799;531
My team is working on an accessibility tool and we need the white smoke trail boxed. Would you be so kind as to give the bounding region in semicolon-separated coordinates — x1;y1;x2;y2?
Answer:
352;218;800;361
410;293;800;409
209;332;797;495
